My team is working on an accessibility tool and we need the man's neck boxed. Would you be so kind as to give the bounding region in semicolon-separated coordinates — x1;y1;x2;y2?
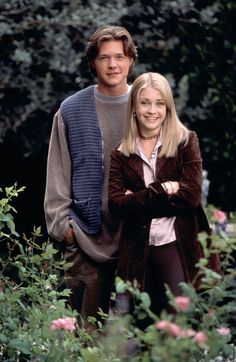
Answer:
96;83;129;97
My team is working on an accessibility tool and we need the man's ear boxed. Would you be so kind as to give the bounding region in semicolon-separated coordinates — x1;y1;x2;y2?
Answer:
128;58;134;75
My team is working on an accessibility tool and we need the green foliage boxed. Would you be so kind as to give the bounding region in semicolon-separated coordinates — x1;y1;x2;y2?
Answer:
105;231;236;361
0;186;94;361
0;187;236;360
0;184;25;237
0;0;128;150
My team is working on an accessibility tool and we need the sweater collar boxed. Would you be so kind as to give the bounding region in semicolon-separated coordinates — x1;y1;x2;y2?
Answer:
94;85;131;105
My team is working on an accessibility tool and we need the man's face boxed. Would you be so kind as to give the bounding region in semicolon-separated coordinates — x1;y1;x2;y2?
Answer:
93;40;133;96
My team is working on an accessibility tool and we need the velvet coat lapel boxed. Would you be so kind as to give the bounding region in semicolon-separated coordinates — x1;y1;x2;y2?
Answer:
124;152;170;181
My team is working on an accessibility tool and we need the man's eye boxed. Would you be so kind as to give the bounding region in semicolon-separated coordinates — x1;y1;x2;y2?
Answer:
98;56;108;61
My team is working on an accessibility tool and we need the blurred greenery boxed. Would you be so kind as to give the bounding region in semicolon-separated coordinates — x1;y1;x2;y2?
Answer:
0;0;235;231
0;186;236;361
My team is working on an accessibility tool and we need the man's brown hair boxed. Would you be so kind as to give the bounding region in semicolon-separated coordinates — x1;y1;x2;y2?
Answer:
86;25;137;75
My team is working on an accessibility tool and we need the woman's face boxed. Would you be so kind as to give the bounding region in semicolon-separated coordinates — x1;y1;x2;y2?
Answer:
135;86;167;136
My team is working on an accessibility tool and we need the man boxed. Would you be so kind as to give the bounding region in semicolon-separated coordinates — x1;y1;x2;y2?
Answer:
44;25;137;330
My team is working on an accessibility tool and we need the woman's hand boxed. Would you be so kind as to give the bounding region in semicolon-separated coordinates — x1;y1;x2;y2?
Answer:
161;181;179;195
125;189;133;195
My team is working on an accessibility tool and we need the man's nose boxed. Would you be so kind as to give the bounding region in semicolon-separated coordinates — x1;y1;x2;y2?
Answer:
107;57;117;67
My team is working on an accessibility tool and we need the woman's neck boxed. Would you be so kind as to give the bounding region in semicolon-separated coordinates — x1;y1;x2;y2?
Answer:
139;133;159;141
139;137;157;160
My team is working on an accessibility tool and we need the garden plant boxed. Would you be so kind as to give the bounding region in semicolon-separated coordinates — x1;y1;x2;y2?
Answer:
0;185;236;361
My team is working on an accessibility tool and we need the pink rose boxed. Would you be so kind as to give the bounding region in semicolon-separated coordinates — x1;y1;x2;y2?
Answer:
217;327;230;336
156;320;209;343
156;320;170;330
179;328;196;338
213;210;227;223
174;296;191;311
168;323;182;337
51;317;76;332
156;321;182;337
194;331;208;347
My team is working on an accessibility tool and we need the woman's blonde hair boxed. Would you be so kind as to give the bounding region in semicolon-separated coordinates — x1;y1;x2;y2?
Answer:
119;72;190;157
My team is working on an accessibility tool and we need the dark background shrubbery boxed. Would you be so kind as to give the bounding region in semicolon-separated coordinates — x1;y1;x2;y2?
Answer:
0;0;235;234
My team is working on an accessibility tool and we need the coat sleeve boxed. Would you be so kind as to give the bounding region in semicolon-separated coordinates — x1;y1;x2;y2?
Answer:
150;132;203;209
108;150;180;219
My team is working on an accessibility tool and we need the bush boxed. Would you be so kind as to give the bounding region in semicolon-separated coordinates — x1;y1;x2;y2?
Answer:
0;185;93;361
0;186;236;361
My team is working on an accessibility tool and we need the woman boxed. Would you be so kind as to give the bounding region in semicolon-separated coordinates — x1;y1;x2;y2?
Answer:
108;72;222;316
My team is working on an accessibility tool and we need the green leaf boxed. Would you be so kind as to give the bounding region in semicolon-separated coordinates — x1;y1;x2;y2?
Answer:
0;333;8;344
8;338;31;355
116;279;127;294
139;292;151;309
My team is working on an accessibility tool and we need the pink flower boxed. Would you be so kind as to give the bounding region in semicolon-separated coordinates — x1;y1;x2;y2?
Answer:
156;320;209;343
213;210;227;224
179;328;196;338
194;331;208;347
168;323;182;337
156;321;182;337
174;296;191;311
51;317;76;332
156;320;170;330
217;327;230;335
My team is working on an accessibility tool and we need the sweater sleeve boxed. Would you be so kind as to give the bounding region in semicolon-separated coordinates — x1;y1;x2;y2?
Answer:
44;110;72;241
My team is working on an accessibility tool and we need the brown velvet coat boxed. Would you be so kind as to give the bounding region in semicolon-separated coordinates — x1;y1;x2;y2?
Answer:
108;131;222;289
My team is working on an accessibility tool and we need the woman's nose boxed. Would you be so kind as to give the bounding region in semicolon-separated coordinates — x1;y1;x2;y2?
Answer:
148;103;157;113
